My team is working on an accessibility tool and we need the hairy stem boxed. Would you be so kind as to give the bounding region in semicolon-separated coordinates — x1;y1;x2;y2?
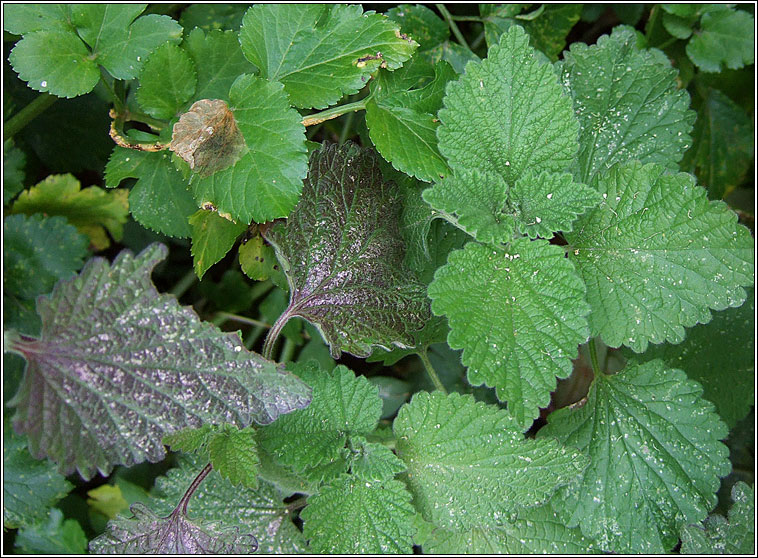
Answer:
588;337;601;376
262;311;293;361
169;269;198;299
302;99;368;127
418;347;447;394
214;312;271;329
338;109;356;145
178;462;213;515
436;4;473;52
4;93;57;139
280;337;297;363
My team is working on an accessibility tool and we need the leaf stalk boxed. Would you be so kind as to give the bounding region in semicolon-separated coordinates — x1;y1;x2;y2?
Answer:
302;99;368;127
417;347;447;394
436;4;474;53
3;93;58;140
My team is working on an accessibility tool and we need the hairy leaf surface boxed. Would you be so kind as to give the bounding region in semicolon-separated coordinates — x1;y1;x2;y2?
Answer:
265;143;430;358
149;456;307;553
680;481;754;554
7;244;311;479
540;361;731;553
560;26;695;183
567;162;754;352
394;392;588;531
428;240;590;427
104;148;197;238
239;4;417;109
302;474;415;553
258;364;382;481
189;75;308;223
15;509;87;555
3;427;73;529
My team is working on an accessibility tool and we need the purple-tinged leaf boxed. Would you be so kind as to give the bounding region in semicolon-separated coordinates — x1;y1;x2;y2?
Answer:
263;143;430;358
6;243;311;480
89;502;258;554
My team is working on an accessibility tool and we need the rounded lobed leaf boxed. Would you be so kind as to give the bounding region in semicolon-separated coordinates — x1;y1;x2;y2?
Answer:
137;42;197;120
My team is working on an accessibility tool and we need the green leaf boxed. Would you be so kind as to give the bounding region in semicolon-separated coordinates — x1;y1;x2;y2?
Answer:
104;147;197;238
561;26;695;184
238;234;282;283
414;504;599;554
188;74;308;223
3;3;72;35
566;162;755;352
347;436;406;481
182;28;256;102
681;481;755;554
258;364;382;481
136;42;197;119
629;289;754;429
15;509;87;555
70;4;183;80
179;4;248;33
11;173;129;250
662;11;696;39
3;427;73;529
90;501;258;554
148;456;308;553
424;169;599;244
9;30;100;98
540;360;731;553
521;4;583;60
206;426;259;489
163;424;215;455
302;474;415;553
687;9;755;72
6;244;312;479
240;4;417;109
4;139;26;205
680;87;754;199
386;4;449;51
366;60;455;182
189;210;246;279
427;40;480;73
3;214;89;301
428;239;590;428
87;484;129;520
438;26;578;182
265;143;430;358
395;392;588;531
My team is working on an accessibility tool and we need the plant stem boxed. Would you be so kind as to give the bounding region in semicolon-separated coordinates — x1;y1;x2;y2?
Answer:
280;337;296;363
417;347;447;394
436;4;473;53
245;325;266;350
302;99;368;127
3;93;57;139
100;67;125;113
470;30;486;50
178;462;213;515
451;15;485;22
170;269;198;299
262;311;292;361
338;109;356;145
214;312;271;329
285;496;308;513
588;338;601;376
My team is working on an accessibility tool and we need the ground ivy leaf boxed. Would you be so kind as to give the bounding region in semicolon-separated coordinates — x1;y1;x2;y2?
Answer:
70;4;183;80
239;4;417;109
414;503;599;554
348;436;406;482
428;239;590;428
104;148;197;238
366;61;455;182
258;363;382;481
206;426;259;489
629;289;754;429
149;456;307;553
9;30;100;98
681;481;754;554
14;509;87;555
163;424;215;455
686;9;755;72
540;360;731;553
680;87;754;200
11;173;129;250
90;501;258;554
301;474;415;553
560;25;695;184
3;427;73;529
6;243;312;480
189;74;308;224
136;42;197;120
264;143;430;358
2;3;73;35
438;25;579;183
395;392;588;531
183;28;256;102
566;162;755;353
188;209;246;280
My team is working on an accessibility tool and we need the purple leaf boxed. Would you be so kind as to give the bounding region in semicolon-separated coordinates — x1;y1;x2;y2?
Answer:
6;243;311;479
